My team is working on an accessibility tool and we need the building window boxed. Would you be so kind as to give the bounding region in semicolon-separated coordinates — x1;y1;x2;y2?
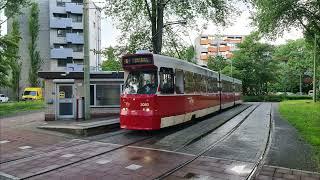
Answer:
57;59;72;67
90;84;121;107
90;85;95;105
72;29;83;34
72;45;83;52
71;14;82;22
159;67;174;94
57;29;66;37
53;13;67;18
54;44;67;48
56;0;65;7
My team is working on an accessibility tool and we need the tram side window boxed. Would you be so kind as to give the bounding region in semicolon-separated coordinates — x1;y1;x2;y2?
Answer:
194;74;201;93
201;75;207;93
184;71;194;94
160;67;174;94
211;78;218;92
207;77;212;93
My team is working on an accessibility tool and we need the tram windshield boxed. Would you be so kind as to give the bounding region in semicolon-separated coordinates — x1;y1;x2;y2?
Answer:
123;71;158;94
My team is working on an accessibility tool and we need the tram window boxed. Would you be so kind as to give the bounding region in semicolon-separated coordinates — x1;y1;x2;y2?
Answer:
184;71;194;94
123;71;158;94
202;76;207;93
160;68;174;94
194;74;201;93
175;69;184;94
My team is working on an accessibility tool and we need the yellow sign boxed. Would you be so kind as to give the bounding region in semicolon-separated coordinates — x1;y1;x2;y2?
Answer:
59;91;65;98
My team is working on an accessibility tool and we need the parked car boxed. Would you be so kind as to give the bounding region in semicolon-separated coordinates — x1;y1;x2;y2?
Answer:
308;90;314;96
0;94;9;103
22;87;43;101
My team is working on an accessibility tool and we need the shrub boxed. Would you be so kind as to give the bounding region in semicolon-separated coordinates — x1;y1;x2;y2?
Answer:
243;95;312;102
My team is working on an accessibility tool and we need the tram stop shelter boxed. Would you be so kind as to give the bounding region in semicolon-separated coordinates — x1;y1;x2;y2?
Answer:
38;71;124;121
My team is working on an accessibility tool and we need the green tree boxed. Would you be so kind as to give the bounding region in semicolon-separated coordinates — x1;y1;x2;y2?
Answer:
232;32;277;95
104;0;233;54
101;47;122;71
252;0;320;46
273;39;313;93
207;55;228;72
164;45;196;63
0;0;30;26
0;0;30;87
28;2;42;87
8;19;22;100
0;36;15;87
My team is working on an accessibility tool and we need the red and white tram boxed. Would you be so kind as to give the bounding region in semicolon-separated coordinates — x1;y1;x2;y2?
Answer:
120;53;242;130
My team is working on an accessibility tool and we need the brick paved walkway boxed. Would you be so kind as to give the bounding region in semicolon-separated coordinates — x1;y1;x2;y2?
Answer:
254;165;320;180
0;112;73;163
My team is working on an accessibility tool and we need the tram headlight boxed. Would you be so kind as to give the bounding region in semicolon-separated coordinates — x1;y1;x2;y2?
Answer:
142;107;150;112
121;107;128;115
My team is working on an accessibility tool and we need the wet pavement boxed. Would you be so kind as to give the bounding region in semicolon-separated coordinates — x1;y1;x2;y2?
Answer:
254;165;320;180
1;102;319;180
265;103;319;172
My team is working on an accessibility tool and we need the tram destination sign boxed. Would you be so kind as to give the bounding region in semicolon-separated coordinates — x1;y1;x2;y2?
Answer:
122;55;153;65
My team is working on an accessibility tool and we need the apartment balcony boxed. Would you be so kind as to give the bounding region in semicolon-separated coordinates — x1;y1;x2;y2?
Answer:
66;33;84;44
51;36;66;44
66;3;83;14
218;46;230;52
200;54;208;60
50;18;72;28
50;48;73;59
200;39;209;45
208;47;218;52
51;5;65;14
72;22;83;29
73;51;84;59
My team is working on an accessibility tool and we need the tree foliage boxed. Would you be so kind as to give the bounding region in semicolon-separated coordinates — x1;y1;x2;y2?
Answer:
164;45;196;63
252;0;320;46
101;47;122;71
273;39;314;93
0;0;30;26
231;32;276;95
0;0;29;87
207;55;228;72
28;2;42;87
8;19;22;100
0;36;15;87
104;0;234;54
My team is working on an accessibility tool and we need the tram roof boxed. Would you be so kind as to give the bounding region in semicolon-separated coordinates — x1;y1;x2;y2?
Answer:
153;54;241;84
153;54;219;78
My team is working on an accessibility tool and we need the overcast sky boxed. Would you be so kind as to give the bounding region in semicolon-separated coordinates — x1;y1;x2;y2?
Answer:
1;1;303;49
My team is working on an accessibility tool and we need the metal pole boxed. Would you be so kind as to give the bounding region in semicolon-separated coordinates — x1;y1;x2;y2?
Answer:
83;0;91;119
299;74;302;95
313;34;317;102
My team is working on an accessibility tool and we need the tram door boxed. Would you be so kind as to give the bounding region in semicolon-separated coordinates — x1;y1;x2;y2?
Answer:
56;84;75;119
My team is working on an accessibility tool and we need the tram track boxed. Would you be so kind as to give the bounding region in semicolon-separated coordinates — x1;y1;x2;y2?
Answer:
1;104;254;180
245;103;273;180
153;103;262;180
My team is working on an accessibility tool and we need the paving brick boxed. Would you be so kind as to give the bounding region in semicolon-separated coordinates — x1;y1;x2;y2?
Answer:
255;175;273;180
301;176;319;180
283;174;300;180
276;168;293;174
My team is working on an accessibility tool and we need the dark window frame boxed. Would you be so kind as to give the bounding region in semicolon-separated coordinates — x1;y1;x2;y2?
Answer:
159;67;174;94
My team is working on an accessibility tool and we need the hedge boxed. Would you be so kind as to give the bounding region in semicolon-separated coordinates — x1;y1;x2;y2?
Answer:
243;95;313;102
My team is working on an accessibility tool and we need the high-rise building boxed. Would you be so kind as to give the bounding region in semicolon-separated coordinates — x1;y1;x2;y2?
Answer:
195;34;245;66
6;0;101;93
